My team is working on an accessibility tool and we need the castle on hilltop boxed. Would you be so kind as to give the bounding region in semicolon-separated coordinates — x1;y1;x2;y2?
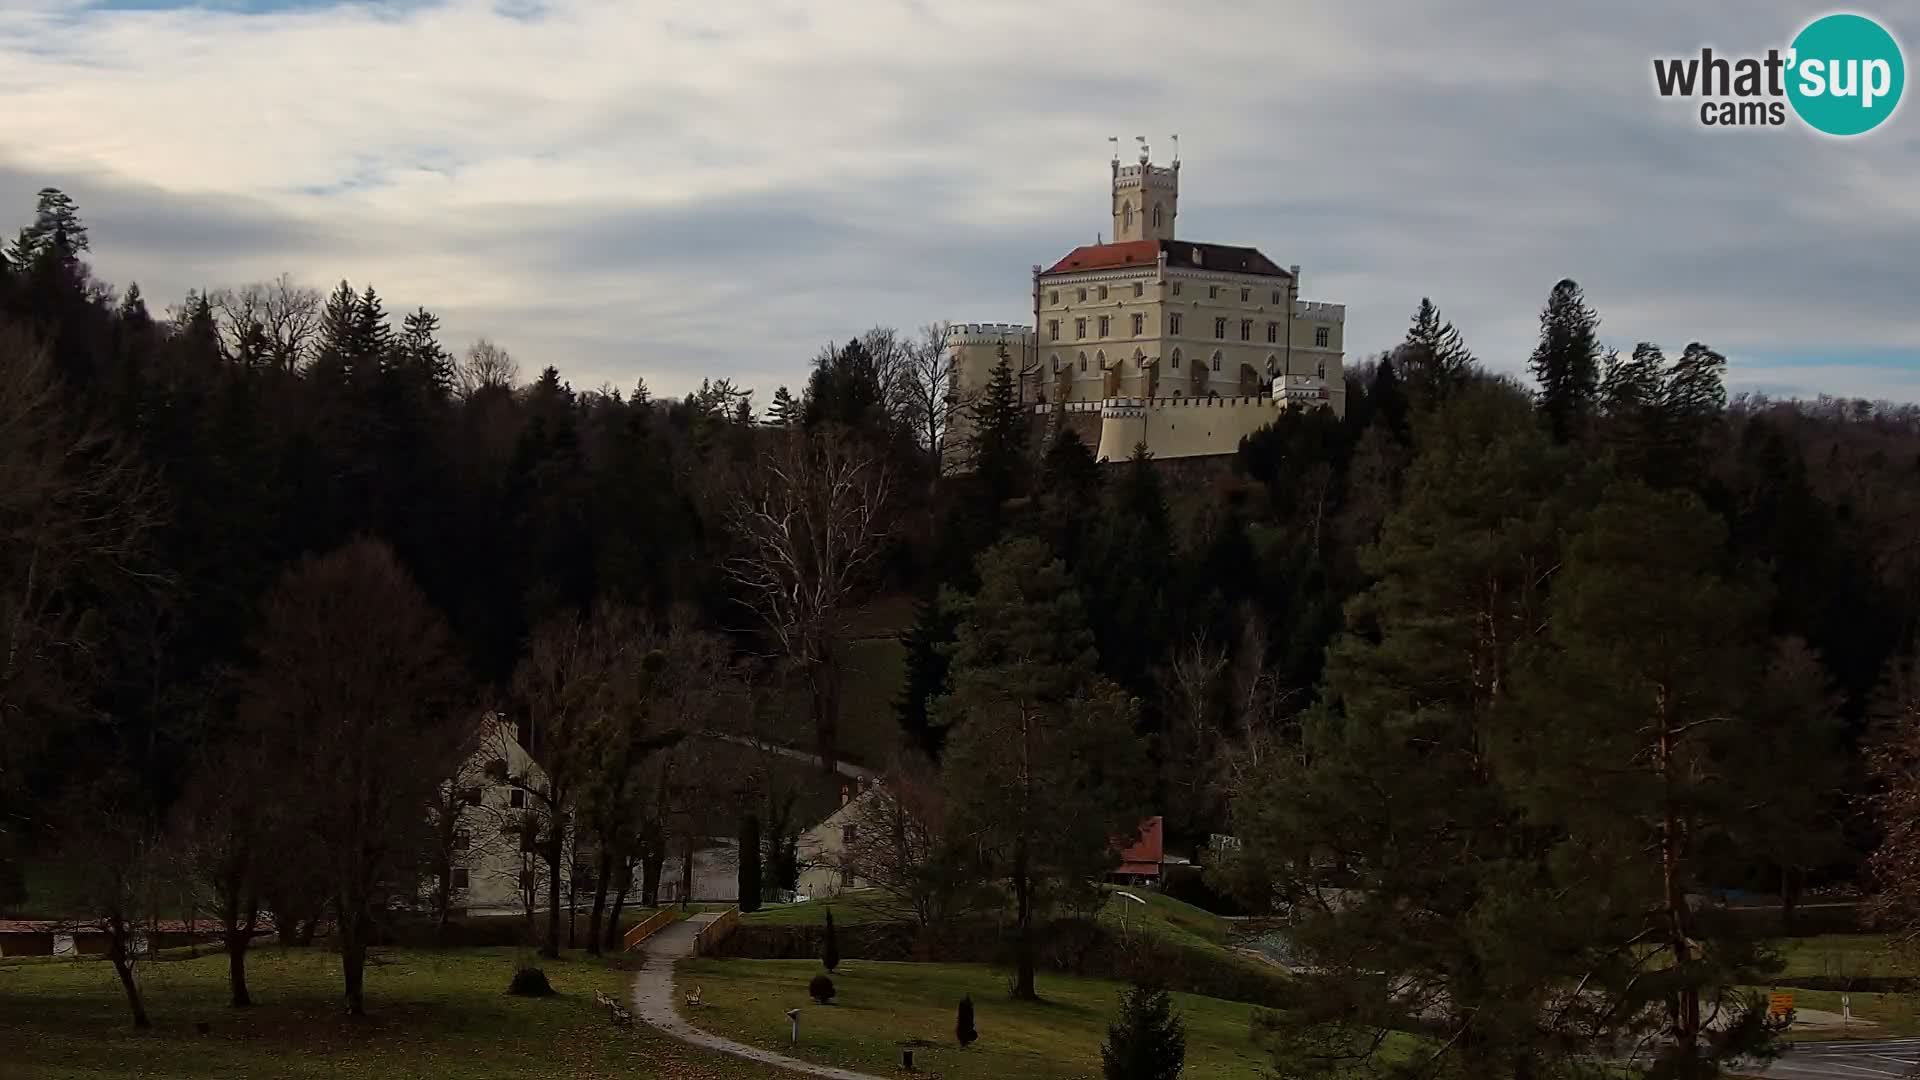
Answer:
946;141;1345;464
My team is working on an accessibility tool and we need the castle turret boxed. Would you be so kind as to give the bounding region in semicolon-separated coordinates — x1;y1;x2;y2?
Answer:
1111;139;1178;243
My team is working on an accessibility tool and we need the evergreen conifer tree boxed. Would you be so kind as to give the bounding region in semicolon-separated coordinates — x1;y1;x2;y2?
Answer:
738;813;762;914
822;907;839;972
1100;982;1186;1080
767;385;798;427
971;355;1028;507
1398;298;1475;405
1528;278;1602;442
956;995;978;1047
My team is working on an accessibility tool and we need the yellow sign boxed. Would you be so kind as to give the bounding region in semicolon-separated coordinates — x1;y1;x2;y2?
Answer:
1768;992;1794;1018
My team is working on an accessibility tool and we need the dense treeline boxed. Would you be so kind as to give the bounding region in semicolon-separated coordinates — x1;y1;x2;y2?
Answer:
4;186;1920;1071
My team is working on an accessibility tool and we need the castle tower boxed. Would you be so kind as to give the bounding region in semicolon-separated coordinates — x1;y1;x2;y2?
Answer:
1110;138;1178;243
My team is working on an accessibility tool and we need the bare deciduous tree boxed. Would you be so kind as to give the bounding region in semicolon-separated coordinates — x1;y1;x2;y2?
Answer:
459;338;519;398
898;322;966;476
60;772;169;1028
243;539;469;1016
208;274;321;369
726;433;891;773
836;758;981;929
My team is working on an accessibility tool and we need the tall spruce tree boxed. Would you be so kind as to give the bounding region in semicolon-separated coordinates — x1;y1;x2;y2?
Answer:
1101;982;1187;1080
1529;278;1603;443
1398;297;1475;405
971;354;1028;509
935;538;1149;1000
767;385;798;427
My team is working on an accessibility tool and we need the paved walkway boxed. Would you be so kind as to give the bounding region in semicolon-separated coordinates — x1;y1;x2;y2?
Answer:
630;915;888;1080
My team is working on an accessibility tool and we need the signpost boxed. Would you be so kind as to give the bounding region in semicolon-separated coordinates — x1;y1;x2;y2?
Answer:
1768;991;1794;1022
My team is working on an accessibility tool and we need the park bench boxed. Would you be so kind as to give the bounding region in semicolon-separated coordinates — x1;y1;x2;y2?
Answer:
684;986;703;1008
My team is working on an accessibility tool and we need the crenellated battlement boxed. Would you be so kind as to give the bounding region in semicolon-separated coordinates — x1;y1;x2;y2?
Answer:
1294;300;1345;322
1114;163;1178;190
945;322;1034;346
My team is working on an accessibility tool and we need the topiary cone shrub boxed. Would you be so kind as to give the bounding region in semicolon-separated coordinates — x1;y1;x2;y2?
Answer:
823;908;840;973
508;964;554;997
809;973;836;1004
957;994;978;1046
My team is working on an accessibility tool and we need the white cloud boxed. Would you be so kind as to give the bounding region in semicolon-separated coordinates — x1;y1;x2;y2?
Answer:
0;0;1915;401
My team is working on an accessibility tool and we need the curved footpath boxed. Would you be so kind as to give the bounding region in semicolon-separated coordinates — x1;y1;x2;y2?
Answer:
630;914;888;1080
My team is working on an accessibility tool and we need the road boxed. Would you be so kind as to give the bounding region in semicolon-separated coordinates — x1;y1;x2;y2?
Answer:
1745;1038;1920;1079
698;732;878;781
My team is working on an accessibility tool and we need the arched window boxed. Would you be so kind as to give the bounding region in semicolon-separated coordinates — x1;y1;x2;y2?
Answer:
1152;204;1163;228
1170;348;1181;370
1211;352;1222;372
1050;354;1060;373
1266;354;1280;377
1122;201;1133;231
1096;350;1106;369
1078;352;1088;372
1316;359;1327;379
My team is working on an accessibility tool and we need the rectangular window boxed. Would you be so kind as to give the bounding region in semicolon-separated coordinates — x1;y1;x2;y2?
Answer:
1098;315;1110;337
452;832;470;852
842;825;857;845
1079;353;1087;371
1315;326;1331;348
1098;285;1109;300
1048;319;1059;341
1077;287;1087;302
1240;288;1250;302
1076;317;1087;339
1208;285;1219;299
1267;322;1279;344
1171;282;1182;296
1171;352;1180;369
840;865;854;887
1131;313;1144;335
1049;290;1058;304
1241;319;1253;341
1271;289;1282;305
1316;359;1328;379
1214;317;1227;339
463;787;482;807
1212;355;1222;372
509;788;525;809
1169;313;1183;335
451;868;469;890
1133;283;1143;298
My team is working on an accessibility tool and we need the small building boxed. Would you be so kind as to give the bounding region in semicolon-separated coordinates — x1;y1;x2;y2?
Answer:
794;779;884;902
1110;816;1166;887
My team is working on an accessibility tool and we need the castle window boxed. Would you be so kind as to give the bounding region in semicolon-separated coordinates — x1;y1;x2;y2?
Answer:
1131;313;1144;336
1133;283;1143;298
1098;286;1109;300
1077;287;1087;302
1316;359;1327;379
1267;322;1279;343
1240;319;1252;342
1315;326;1330;348
1213;317;1227;339
1271;289;1282;305
1049;290;1058;305
1152;204;1163;228
1169;313;1183;335
1208;285;1219;300
1097;350;1106;369
1051;354;1060;373
1098;315;1111;337
451;868;469;890
1212;352;1222;372
1171;349;1181;370
1240;288;1250;302
1171;282;1181;296
1048;319;1059;341
1123;202;1133;231
1079;352;1088;372
1076;318;1087;339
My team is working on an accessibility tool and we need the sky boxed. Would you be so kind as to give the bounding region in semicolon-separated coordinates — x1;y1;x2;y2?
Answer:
1;0;1916;404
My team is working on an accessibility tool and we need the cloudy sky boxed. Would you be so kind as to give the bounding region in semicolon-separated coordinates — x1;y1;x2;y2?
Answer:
1;0;1915;403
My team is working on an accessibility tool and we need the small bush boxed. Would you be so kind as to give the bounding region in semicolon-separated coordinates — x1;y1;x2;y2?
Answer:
956;994;977;1047
1101;981;1186;1080
508;965;554;997
809;973;836;1004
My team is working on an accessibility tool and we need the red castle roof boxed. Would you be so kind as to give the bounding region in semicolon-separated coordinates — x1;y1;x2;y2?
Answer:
1044;240;1292;278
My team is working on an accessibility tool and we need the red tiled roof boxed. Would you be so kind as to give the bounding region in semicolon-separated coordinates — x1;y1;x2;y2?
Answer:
1044;240;1292;278
1114;816;1164;875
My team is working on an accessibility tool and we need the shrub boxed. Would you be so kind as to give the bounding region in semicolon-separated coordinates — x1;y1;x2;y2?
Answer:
508;965;554;997
956;993;978;1046
1101;982;1186;1080
823;908;840;973
809;973;836;1004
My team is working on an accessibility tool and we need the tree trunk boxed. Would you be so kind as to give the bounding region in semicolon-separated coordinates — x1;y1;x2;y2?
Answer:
108;928;151;1029
604;861;630;953
228;933;252;1007
642;849;663;908
679;832;695;910
340;910;367;1017
587;846;613;956
1012;841;1036;1001
544;829;562;960
433;849;453;944
809;652;843;776
1658;692;1699;1066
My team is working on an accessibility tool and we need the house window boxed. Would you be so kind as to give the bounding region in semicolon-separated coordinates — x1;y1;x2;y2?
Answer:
1171;350;1181;369
1048;319;1059;341
451;868;469;890
840;865;854;887
1098;315;1110;337
842;825;857;845
1271;289;1282;305
452;832;470;852
1267;322;1279;343
1240;288;1250;302
1133;283;1143;298
1077;287;1087;302
1079;352;1088;372
1169;313;1183;335
1098;285;1109;300
1049;290;1058;304
1240;319;1252;341
509;789;525;809
1213;318;1227;339
1316;359;1328;379
1315;326;1331;348
1131;313;1144;336
1171;282;1181;296
1075;318;1087;339
463;787;482;807
1212;353;1222;372
1208;285;1219;299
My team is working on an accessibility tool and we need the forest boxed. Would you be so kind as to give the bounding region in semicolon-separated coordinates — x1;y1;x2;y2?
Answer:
4;185;1920;1076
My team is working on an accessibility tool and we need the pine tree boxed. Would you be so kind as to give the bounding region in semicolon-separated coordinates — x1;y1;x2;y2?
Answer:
822;906;839;972
118;283;152;332
6;187;89;266
1599;341;1728;485
400;307;455;396
351;285;395;373
1101;982;1186;1080
971;355;1028;507
1036;427;1103;560
896;594;962;759
767;385;798;427
1529;278;1602;442
631;376;651;406
1367;352;1409;445
956;995;978;1047
313;280;359;382
1398;297;1475;405
935;538;1150;1000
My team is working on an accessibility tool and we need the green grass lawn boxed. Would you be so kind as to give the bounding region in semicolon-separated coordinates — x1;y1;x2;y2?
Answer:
677;956;1276;1079
741;889;900;928
1773;933;1916;981
0;945;789;1079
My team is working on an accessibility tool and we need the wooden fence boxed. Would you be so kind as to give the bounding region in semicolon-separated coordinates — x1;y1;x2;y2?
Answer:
621;908;676;952
692;907;740;957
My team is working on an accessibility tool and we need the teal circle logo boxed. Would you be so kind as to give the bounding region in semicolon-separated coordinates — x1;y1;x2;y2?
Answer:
1787;13;1905;135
